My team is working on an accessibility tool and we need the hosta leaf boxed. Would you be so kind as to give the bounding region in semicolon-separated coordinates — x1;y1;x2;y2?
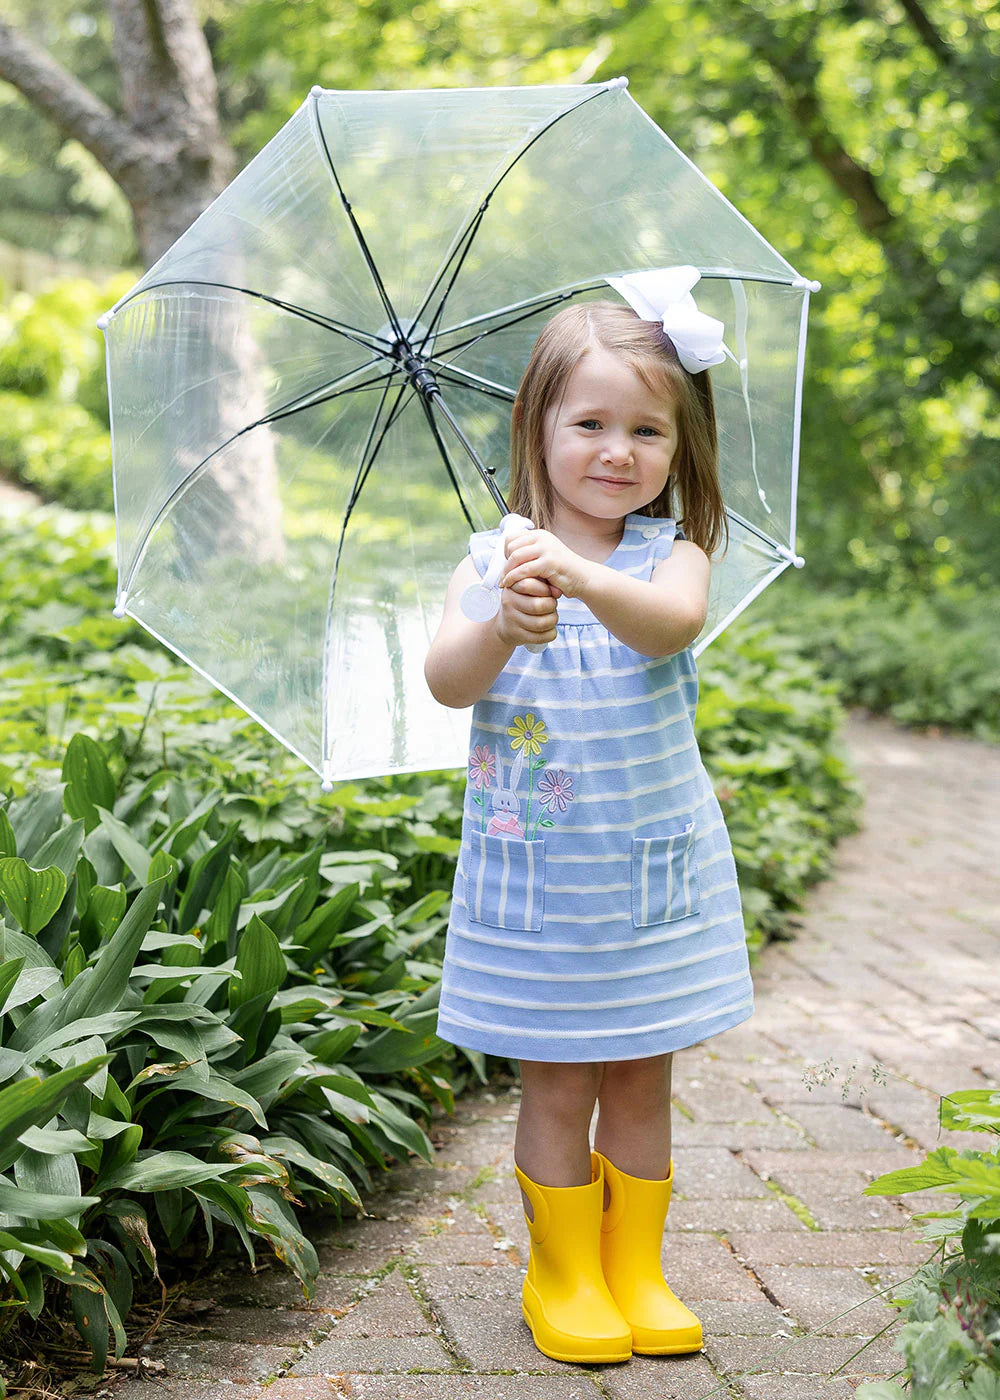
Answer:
79;883;127;946
18;1124;95;1155
3;966;62;1016
37;877;165;1038
8;787;65;866
232;1048;310;1102
98;1150;252;1192
368;1090;433;1162
0;955;27;1013
295;883;360;956
229;915;285;1012
96;807;152;884
261;1134;363;1209
0;1055;110;1172
62;734;117;833
0;1228;73;1273
0;1180;99;1218
0;805;15;858
30;820;85;881
0;858;67;936
103;1198;158;1276
139;1068;267;1128
245;1184;318;1287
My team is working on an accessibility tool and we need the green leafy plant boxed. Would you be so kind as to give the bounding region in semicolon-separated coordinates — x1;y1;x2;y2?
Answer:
855;1090;1000;1399
0;736;470;1372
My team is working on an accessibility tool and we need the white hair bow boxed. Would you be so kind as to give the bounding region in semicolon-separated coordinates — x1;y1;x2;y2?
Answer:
606;266;727;375
607;265;774;516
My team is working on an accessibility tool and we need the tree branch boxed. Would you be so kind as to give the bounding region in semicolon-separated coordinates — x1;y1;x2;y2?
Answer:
0;18;149;187
897;0;955;65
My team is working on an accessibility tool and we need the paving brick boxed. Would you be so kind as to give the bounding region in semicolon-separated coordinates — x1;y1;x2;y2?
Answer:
673;1117;809;1150
600;1350;727;1399
735;1376;871;1399
668;1194;809;1234
315;1217;423;1274
727;1228;928;1267
183;1304;321;1345
110;1386;265;1400
418;1261;525;1300
333;1272;433;1339
290;1334;454;1375
347;1378;604;1399
696;1299;797;1337
134;1338;297;1382
705;1327;902;1381
749;1263;896;1335
430;1296;605;1373
672;1149;772;1200
658;1236;765;1303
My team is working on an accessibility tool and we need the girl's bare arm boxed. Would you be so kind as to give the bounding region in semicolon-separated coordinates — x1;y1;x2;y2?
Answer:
425;556;557;710
577;541;711;658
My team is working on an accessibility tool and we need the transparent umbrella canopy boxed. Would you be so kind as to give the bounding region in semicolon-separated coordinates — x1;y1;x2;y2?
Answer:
99;77;818;788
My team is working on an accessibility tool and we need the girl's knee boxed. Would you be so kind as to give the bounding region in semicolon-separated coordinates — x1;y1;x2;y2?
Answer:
519;1059;602;1114
599;1053;672;1096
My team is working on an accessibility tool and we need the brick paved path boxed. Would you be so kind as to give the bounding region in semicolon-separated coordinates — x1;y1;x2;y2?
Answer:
114;712;999;1400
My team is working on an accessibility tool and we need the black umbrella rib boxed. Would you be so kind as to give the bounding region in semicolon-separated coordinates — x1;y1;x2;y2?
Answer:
430;363;516;402
310;95;406;347
120;367;397;600
410;84;617;352
430;284;606;363
112;278;385;356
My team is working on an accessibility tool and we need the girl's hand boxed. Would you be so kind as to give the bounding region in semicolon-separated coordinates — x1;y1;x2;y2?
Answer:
495;574;559;649
500;529;594;600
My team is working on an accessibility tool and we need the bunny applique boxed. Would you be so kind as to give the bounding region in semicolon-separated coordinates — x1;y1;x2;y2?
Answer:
487;743;525;838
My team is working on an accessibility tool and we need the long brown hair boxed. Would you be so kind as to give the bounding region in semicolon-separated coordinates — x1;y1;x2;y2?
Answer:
507;301;728;559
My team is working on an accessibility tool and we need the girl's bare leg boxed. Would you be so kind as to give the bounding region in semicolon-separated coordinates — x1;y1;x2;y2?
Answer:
515;1060;603;1209
594;1054;673;1179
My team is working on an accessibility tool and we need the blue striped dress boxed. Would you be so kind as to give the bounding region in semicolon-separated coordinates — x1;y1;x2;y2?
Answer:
435;513;754;1063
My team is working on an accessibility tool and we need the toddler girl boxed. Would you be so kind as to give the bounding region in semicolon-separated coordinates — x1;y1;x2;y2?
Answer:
424;289;753;1364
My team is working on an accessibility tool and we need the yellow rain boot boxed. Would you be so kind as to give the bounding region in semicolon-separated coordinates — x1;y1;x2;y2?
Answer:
598;1153;703;1355
514;1152;632;1364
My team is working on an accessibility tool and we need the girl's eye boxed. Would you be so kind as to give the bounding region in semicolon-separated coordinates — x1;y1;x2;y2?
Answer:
578;419;601;430
635;426;659;438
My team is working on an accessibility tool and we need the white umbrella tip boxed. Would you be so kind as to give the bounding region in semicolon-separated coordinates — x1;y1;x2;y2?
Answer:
320;778;334;792
310;85;325;98
606;76;629;90
793;276;822;293
96;311;113;331
113;601;127;619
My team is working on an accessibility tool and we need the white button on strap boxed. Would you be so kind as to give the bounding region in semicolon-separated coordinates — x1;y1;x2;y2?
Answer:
641;526;659;539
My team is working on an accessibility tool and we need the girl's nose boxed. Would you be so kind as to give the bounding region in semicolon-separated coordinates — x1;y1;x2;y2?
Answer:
600;435;633;466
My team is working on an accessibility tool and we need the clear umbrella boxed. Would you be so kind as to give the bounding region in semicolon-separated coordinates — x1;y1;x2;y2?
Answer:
99;78;818;788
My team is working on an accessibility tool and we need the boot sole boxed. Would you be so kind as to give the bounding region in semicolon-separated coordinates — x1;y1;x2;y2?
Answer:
521;1300;632;1365
631;1325;704;1355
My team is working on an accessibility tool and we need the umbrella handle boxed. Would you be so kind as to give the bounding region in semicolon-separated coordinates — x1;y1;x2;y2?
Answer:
460;514;550;654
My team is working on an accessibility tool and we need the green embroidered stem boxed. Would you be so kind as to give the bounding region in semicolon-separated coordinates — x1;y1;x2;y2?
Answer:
524;754;533;833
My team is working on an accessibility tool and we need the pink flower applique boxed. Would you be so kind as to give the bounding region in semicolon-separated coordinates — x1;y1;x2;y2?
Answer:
468;744;496;790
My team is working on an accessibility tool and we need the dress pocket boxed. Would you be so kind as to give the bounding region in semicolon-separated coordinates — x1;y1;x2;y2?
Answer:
465;832;545;932
631;821;700;927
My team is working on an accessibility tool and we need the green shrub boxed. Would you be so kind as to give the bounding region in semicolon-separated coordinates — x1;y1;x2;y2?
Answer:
0;275;130;510
0;734;469;1371
856;1090;1000;1399
749;576;1000;742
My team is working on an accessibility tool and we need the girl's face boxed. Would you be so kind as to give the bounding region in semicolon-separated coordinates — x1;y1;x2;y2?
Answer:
542;344;678;536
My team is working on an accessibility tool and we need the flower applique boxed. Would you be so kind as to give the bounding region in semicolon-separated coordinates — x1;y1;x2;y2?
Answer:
468;711;575;839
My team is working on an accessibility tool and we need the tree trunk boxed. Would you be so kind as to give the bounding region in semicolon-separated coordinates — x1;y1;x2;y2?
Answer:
0;1;285;563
